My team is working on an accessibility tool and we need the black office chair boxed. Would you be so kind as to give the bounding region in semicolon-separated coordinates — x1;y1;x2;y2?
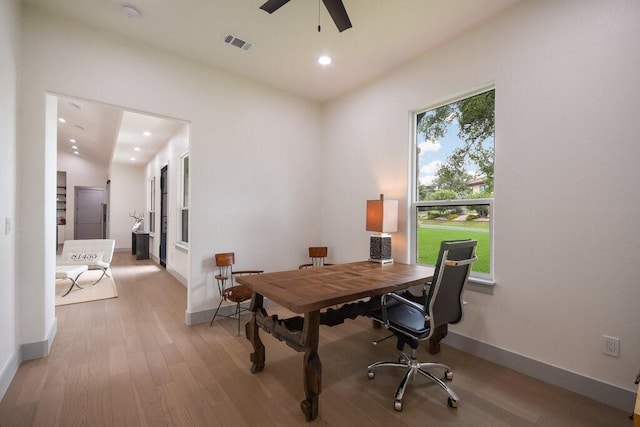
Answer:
367;240;477;411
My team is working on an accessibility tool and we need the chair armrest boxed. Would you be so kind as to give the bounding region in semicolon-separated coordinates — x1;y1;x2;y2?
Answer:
445;256;477;267
382;293;427;315
379;292;429;326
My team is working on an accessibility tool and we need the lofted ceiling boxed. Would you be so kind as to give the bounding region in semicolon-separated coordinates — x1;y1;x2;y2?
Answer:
56;95;185;168
30;0;523;167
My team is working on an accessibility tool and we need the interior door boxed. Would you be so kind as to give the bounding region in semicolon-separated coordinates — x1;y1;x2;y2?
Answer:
160;165;168;267
75;186;105;239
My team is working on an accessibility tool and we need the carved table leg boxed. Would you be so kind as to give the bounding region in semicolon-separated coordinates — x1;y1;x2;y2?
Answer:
246;293;265;373
428;324;448;355
300;311;321;421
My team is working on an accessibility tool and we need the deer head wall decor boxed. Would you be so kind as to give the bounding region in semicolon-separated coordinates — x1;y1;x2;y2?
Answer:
129;210;144;232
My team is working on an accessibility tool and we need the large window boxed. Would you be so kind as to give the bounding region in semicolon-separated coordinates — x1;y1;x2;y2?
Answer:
179;152;189;245
412;88;494;282
148;176;156;234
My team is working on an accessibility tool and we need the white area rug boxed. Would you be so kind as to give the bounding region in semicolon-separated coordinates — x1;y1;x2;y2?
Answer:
55;269;118;306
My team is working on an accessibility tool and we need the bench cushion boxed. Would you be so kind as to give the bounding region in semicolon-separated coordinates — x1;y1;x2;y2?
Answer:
58;239;115;270
56;264;88;279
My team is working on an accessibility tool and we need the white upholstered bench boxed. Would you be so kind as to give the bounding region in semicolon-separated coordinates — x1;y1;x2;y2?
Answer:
57;239;115;285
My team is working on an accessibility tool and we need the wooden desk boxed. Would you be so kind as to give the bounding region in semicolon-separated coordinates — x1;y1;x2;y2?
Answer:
237;261;434;421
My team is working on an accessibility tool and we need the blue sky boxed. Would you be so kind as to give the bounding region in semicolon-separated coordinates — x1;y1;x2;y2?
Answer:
416;118;476;186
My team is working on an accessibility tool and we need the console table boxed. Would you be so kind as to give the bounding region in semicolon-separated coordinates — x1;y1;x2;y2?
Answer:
131;231;149;260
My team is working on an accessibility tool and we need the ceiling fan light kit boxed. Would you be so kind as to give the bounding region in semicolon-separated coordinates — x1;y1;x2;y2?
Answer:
260;0;352;33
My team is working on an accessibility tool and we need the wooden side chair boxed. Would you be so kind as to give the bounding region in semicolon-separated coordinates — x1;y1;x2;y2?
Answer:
210;252;263;334
298;246;333;269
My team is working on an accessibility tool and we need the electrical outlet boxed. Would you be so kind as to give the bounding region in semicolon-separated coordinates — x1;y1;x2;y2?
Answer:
603;335;620;357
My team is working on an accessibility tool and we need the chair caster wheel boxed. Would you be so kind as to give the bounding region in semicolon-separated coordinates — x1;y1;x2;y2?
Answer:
447;397;458;408
444;370;453;381
367;370;375;379
394;400;403;411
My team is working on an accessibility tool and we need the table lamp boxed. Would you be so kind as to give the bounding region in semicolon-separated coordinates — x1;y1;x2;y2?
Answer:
366;194;398;264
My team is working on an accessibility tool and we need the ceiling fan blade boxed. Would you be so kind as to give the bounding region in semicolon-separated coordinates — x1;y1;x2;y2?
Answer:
321;0;352;32
260;0;291;14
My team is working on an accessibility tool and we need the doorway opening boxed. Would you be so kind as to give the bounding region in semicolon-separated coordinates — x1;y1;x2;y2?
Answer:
52;92;190;283
160;165;168;268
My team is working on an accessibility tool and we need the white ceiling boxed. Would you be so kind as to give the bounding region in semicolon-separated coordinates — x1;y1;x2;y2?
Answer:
56;95;185;167
36;0;522;167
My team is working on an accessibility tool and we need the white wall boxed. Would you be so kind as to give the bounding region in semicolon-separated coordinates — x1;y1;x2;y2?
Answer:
0;0;19;399
145;123;190;282
322;0;640;393
57;149;109;241
18;4;322;352
15;0;637;407
109;163;146;250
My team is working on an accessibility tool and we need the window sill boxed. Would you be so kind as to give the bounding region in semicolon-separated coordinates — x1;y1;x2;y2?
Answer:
175;242;189;252
466;277;495;295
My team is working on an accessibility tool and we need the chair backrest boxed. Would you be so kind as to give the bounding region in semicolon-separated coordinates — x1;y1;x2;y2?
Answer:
308;246;328;267
427;240;477;331
215;252;235;267
215;252;235;281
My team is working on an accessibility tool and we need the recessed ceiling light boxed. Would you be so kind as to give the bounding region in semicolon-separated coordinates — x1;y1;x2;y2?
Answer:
71;145;78;150
142;131;151;136
70;138;76;143
318;56;332;66
130;157;136;161
73;151;79;155
134;147;141;151
58;118;66;123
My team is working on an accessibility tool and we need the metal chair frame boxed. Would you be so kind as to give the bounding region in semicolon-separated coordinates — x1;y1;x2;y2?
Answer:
209;252;262;334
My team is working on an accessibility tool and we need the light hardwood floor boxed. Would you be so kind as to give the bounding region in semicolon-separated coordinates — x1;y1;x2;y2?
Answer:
0;252;632;426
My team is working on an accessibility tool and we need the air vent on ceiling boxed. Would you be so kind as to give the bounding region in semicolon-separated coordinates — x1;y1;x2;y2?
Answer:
223;33;253;52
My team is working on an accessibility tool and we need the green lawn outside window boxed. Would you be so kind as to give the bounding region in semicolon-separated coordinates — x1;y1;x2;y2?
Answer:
416;222;490;273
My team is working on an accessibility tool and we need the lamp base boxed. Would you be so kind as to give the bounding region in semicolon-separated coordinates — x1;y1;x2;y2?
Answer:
369;234;393;264
368;258;394;265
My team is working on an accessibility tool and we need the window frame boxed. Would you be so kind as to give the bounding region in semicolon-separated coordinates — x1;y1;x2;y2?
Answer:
179;151;189;246
409;85;495;284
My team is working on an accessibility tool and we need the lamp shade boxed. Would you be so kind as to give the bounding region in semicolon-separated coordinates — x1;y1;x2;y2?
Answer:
366;194;398;233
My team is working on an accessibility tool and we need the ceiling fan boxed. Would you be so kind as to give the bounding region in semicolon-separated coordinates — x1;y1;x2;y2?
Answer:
260;0;353;33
